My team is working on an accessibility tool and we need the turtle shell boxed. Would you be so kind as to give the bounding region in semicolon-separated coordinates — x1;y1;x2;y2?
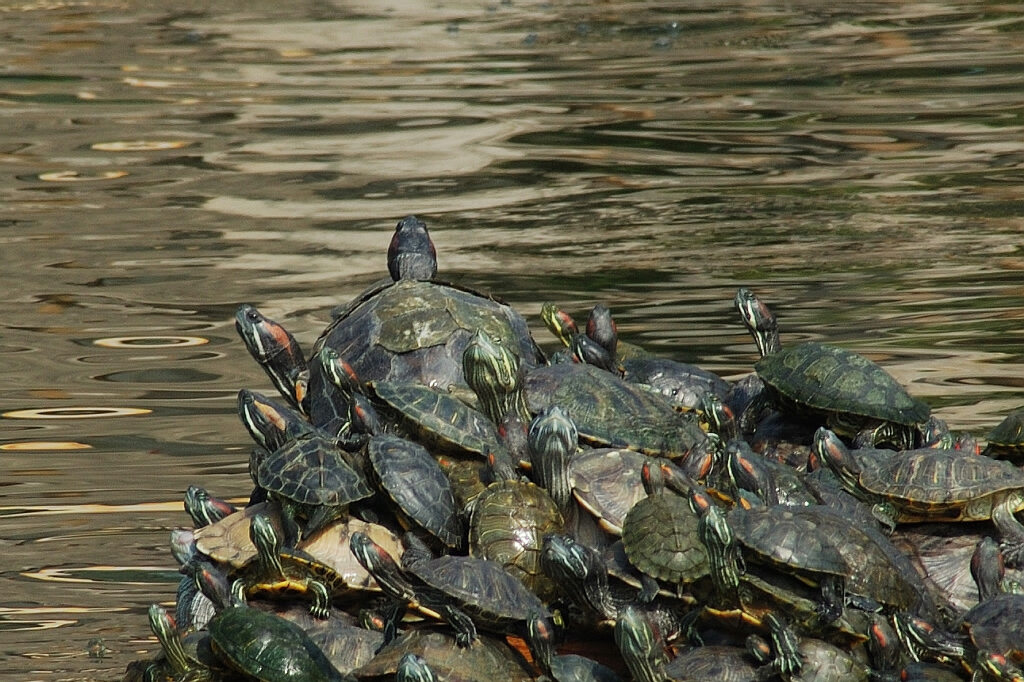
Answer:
755;342;929;429
621;492;708;585
408;554;551;630
314;278;544;391
194;502;402;592
370;381;503;458
468;479;565;600
351;628;533;682
368;434;464;549
986;408;1024;458
568;448;648;535
847;447;1024;520
256;433;372;508
525;363;706;458
208;606;342;682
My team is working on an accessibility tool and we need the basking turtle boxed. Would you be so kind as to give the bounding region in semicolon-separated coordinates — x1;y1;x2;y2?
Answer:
254;430;373;544
985;407;1024;462
468;466;565;601
735;287;930;449
194;502;402;605
350;627;534;682
235;304;309;414
146;604;225;682
349;531;557;674
313;216;545;393
814;428;1024;565
518;354;706;459
185;562;348;682
366;433;464;551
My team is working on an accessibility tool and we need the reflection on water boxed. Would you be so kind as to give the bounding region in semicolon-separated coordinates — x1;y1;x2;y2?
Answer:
1;0;1024;677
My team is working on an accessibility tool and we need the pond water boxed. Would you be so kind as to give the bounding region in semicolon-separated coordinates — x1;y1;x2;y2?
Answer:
2;0;1024;678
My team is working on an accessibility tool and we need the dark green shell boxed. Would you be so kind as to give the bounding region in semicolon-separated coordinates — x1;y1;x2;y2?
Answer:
661;645;760;682
987;408;1024;451
409;555;551;628
755;342;929;428
368;434;464;549
208;606;343;682
314;279;543;390
961;593;1024;658
468;479;565;601
256;433;372;507
621;492;708;585
525;364;706;458
371;381;504;458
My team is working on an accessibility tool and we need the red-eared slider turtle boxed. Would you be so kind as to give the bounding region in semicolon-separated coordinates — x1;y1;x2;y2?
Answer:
985;407;1024;463
313;216;545;393
735;287;930;450
960;593;1024;666
350;627;534;682
194;502;402;603
366;433;464;551
814;428;1024;565
255;430;373;545
146;604;226;682
468;467;565;601
235;304;309;414
581;304;731;412
349;531;557;675
527;363;707;458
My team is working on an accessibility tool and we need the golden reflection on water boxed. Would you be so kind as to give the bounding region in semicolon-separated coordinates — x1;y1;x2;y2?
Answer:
0;441;92;450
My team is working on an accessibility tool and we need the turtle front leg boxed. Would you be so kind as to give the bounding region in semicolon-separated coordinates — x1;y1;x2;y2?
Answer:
308;580;331;619
991;491;1024;567
440;604;478;648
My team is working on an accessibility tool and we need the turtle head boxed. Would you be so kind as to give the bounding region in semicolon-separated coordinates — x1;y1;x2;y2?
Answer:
585;303;618;357
350;531;412;601
540;533;592;584
734;287;780;358
237;389;290;451
526;612;558;677
396;653;437;682
147;604;191;677
570;333;621;375
726;440;778;506
388;215;437;282
318;347;363;398
192;560;235;611
541;302;577;347
234;304;307;409
463;331;528;425
812;428;864;488
614;605;668;682
527;407;577;510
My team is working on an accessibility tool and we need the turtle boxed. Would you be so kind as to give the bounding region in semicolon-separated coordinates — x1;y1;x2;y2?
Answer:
254;430;373;544
193;563;349;682
313;215;545;393
507;341;707;458
235;303;309;414
348;531;557;675
960;593;1024;666
579;303;732;412
468;469;565;601
366;433;465;551
813;427;1024;566
193;502;402;605
735;287;930;450
619;477;711;603
350;627;534;682
985;407;1024;463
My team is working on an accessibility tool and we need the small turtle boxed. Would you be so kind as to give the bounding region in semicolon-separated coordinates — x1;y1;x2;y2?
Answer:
349;531;557;674
735;287;930;449
255;430;373;544
366;433;464;551
985;407;1024;463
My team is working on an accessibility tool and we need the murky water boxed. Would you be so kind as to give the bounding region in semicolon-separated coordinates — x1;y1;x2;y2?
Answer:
2;0;1024;678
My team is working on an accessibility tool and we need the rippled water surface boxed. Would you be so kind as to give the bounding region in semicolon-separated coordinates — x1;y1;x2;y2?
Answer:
3;0;1024;678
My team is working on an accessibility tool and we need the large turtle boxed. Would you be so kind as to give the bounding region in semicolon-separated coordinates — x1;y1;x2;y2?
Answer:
313;216;545;393
814;428;1024;565
735;287;930;449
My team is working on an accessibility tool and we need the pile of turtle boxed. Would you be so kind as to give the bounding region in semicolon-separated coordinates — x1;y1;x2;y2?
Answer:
126;216;1024;682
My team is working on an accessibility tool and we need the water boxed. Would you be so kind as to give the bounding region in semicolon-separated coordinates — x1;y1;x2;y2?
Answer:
1;0;1023;678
